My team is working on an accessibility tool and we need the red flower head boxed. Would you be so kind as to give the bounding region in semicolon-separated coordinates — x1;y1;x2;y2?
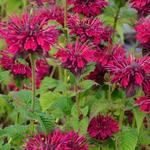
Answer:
0;11;59;56
135;18;150;50
49;6;64;25
68;14;112;45
70;0;108;17
130;0;150;16
87;114;119;140
0;51;13;70
142;77;150;96
11;64;31;78
56;40;97;76
135;96;150;114
63;131;88;150
25;130;88;150
97;45;125;66
36;59;49;79
87;63;106;84
107;55;150;97
25;131;64;150
36;59;49;88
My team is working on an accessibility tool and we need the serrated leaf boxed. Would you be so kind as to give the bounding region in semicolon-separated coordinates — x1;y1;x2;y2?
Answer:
79;117;88;134
40;92;60;111
133;108;145;134
0;125;28;138
37;113;54;134
39;77;58;94
80;80;95;91
118;128;138;150
9;90;32;108
81;106;89;117
71;104;78;118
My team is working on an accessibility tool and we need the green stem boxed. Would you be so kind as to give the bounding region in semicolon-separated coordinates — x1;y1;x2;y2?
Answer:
50;66;56;78
16;112;20;124
30;53;36;113
108;84;111;101
119;108;124;128
112;3;121;43
132;117;136;128
75;79;81;117
62;0;68;42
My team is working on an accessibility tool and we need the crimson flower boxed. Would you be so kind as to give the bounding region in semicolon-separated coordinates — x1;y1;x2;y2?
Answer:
87;114;119;140
130;0;150;16
70;0;108;17
68;14;112;45
12;64;31;78
36;59;49;79
63;131;88;150
0;51;13;70
0;11;58;56
87;63;105;84
56;40;97;76
25;131;64;150
0;51;31;79
135;96;150;114
25;130;88;150
49;6;64;25
142;78;150;96
107;55;150;97
97;45;125;66
135;18;150;50
36;59;50;88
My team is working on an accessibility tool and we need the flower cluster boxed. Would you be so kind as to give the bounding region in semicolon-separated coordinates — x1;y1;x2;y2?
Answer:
0;11;58;56
130;0;150;16
56;40;97;76
68;14;112;46
135;96;150;114
25;130;88;150
36;59;50;88
70;0;108;17
48;6;64;25
107;55;150;97
87;114;119;140
87;63;106;84
135;78;150;114
0;51;49;88
0;51;31;79
98;45;125;66
135;18;150;51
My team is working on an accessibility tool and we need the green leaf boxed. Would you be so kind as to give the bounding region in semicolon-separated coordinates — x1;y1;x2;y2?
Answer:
133;108;145;134
90;100;108;118
118;128;138;150
40;91;60;111
0;125;28;138
70;116;79;131
71;104;78;118
79;117;88;135
0;69;10;85
40;77;58;94
81;106;89;117
6;0;22;14
1;144;10;150
9;90;32;107
81;63;96;78
80;80;95;91
37;112;54;134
